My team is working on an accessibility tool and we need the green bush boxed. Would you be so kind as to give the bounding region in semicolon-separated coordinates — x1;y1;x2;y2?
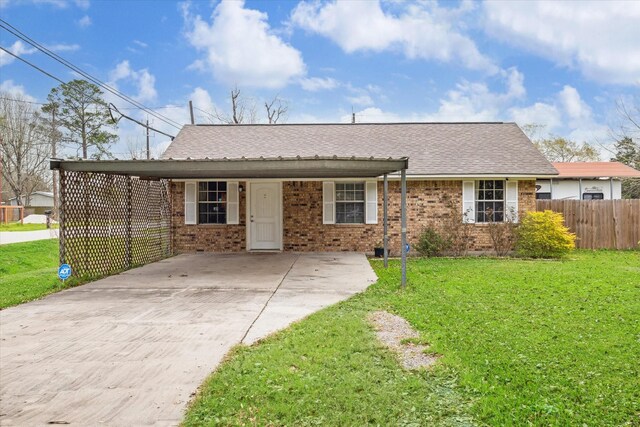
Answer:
416;227;448;257
516;210;576;258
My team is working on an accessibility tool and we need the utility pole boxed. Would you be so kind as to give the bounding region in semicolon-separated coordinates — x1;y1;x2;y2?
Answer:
146;118;150;160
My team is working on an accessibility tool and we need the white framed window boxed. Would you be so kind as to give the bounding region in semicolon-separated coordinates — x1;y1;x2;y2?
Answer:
463;179;518;223
322;180;378;225
336;182;365;224
198;182;227;224
476;180;505;222
184;181;239;225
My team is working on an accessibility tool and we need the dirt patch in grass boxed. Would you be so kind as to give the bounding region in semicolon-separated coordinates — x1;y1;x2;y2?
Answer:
369;311;440;370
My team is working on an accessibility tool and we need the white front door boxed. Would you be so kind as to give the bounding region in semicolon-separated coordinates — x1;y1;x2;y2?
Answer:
249;182;282;250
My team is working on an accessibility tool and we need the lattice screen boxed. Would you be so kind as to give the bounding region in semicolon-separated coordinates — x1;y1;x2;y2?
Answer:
59;170;172;278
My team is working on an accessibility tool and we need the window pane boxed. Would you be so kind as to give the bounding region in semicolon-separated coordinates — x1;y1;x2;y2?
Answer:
494;180;504;190
485;190;494;200
336;201;365;223
485;180;494;190
495;190;504;200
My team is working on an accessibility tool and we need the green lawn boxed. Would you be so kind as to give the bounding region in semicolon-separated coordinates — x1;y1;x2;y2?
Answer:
0;239;79;309
0;222;58;231
185;251;640;426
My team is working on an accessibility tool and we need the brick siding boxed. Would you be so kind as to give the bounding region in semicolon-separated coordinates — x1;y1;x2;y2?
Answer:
171;179;536;254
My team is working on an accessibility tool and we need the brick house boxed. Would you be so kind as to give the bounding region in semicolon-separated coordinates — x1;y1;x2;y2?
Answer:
161;122;557;254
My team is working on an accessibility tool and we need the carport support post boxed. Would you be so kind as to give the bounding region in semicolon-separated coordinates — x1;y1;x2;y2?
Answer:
125;176;132;269
383;173;388;268
59;169;66;265
401;168;407;288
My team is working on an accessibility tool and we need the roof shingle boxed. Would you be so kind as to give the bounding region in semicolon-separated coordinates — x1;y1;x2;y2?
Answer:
161;122;557;176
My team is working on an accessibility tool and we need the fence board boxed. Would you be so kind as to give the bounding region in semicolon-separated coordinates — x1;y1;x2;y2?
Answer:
536;200;640;249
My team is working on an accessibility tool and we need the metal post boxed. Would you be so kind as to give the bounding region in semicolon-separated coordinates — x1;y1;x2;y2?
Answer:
579;178;583;199
401;168;407;288
189;100;195;125
59;169;65;265
549;178;554;199
383;173;388;268
125;176;132;269
610;178;614;200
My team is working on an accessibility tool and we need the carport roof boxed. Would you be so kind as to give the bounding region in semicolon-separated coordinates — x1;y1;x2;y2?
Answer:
49;156;409;179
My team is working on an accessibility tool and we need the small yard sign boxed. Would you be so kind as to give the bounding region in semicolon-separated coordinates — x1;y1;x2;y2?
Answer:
58;264;72;281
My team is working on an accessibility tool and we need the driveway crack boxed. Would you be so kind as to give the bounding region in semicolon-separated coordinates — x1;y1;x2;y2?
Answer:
240;254;300;344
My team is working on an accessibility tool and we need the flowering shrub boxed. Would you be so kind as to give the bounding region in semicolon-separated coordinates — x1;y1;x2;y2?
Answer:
516;210;576;258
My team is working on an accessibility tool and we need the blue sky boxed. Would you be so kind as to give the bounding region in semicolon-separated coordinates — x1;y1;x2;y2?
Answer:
1;0;639;158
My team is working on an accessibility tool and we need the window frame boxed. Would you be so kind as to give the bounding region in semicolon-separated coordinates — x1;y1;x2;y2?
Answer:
475;179;506;223
582;192;604;200
197;181;228;225
536;192;552;200
335;181;366;224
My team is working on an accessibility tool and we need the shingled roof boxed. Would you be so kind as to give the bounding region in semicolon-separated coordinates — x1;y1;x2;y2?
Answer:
161;122;558;176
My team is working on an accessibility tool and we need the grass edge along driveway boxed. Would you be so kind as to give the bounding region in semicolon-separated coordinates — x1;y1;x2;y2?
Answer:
184;251;640;426
0;240;81;309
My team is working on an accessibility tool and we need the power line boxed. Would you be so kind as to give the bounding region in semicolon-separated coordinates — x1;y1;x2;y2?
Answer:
0;18;183;130
0;96;185;111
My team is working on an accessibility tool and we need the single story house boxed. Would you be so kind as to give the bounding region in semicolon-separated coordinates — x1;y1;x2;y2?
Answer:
535;162;640;200
159;122;556;254
9;191;54;214
50;122;558;285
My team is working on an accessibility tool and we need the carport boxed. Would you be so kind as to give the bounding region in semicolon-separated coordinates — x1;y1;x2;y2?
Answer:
50;156;410;286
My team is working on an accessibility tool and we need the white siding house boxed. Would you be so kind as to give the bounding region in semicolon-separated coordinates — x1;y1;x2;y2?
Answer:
536;162;640;200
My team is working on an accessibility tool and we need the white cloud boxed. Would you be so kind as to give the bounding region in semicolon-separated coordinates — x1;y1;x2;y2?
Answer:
46;43;80;52
133;40;148;49
291;0;497;73
0;79;37;102
483;1;640;86
183;0;306;89
74;0;89;9
0;40;36;67
108;60;157;103
299;77;338;92
345;94;374;107
77;15;91;28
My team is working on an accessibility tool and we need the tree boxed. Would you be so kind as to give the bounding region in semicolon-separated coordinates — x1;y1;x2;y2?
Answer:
611;136;640;198
43;79;117;159
610;97;640;199
0;94;51;206
534;137;600;162
265;97;288;124
202;87;288;124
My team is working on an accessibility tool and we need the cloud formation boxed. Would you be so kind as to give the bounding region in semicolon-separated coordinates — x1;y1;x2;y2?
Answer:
291;0;497;73
183;0;306;89
109;60;157;103
483;1;640;86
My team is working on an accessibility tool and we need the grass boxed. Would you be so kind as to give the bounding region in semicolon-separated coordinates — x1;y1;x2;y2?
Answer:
0;222;58;231
184;251;640;426
0;239;81;309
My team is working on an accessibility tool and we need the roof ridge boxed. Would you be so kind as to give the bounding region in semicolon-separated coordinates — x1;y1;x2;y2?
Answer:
188;122;508;127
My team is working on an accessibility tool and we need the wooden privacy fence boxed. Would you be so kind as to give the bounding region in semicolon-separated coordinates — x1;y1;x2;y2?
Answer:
536;200;640;249
60;170;172;278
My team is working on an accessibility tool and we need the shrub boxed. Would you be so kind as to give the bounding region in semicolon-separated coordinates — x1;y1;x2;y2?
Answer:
516;210;576;258
440;194;472;256
486;207;517;257
416;227;448;257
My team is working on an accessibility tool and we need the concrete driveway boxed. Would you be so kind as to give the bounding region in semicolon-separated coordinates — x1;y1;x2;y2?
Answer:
0;229;59;245
0;252;377;426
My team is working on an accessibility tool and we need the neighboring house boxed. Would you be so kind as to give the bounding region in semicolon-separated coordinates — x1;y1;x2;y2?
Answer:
9;191;54;213
536;162;640;200
157;122;556;253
